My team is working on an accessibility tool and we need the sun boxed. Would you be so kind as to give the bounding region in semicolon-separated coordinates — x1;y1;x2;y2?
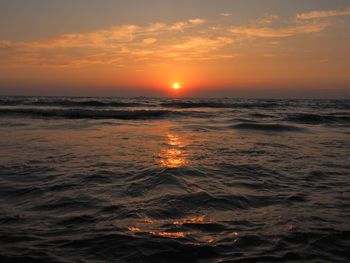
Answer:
172;82;182;90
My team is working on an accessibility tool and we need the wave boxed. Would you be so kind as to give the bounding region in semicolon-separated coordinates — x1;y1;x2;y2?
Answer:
231;122;305;132
285;113;350;124
161;100;279;109
34;100;146;107
0;99;144;107
1;230;348;262
0;121;28;127
0;108;187;120
161;101;232;108
307;100;350;110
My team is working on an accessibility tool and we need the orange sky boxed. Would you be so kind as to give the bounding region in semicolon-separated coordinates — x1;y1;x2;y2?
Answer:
0;1;349;98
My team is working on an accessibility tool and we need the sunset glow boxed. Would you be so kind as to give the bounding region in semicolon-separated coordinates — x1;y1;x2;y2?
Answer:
0;1;349;97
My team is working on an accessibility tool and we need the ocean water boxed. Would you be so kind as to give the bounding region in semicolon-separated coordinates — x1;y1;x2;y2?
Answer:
0;97;349;263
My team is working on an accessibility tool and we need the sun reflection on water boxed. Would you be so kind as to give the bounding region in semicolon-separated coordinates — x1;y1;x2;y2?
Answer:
126;133;220;242
173;215;208;225
127;215;213;241
159;133;188;168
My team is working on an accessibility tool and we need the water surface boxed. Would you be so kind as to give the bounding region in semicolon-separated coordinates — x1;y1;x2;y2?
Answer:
0;97;349;262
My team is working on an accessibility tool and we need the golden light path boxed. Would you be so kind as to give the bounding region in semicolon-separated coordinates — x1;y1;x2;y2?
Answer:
127;215;218;241
159;133;187;168
126;132;235;244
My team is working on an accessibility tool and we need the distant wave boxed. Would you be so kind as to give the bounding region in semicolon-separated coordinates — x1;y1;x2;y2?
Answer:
232;122;305;132
161;101;232;108
0;108;187;120
161;101;279;109
285;113;350;124
0;99;144;107
32;100;145;107
308;100;350;110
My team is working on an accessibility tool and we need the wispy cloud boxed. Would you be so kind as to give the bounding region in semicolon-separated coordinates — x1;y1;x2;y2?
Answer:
230;20;329;38
256;14;279;25
163;36;236;61
0;40;15;49
296;5;350;20
29;25;140;49
29;18;206;50
172;37;234;51
142;38;157;45
188;18;206;25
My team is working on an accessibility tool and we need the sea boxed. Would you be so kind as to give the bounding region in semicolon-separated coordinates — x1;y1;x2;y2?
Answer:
0;96;349;263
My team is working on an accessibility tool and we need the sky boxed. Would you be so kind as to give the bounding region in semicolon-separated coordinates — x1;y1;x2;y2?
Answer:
0;0;349;98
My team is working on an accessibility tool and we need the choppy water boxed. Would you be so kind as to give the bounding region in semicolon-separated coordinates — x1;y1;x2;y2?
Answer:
0;97;349;262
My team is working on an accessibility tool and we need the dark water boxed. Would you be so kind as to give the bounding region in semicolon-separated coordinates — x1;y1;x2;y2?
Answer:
0;97;349;262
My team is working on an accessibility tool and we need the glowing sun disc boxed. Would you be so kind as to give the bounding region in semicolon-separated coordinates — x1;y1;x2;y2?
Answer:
172;82;181;90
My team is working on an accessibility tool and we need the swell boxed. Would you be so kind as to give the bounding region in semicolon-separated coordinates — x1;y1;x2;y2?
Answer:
0;108;187;120
285;113;350;124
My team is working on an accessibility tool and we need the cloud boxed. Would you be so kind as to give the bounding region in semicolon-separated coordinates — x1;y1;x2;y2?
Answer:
256;14;279;25
171;22;190;31
230;21;329;38
221;13;232;17
189;18;206;25
166;36;235;61
28;18;206;50
168;18;205;31
29;25;141;49
0;40;14;49
143;38;157;44
296;6;350;20
118;35;236;62
319;58;330;63
172;36;233;50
